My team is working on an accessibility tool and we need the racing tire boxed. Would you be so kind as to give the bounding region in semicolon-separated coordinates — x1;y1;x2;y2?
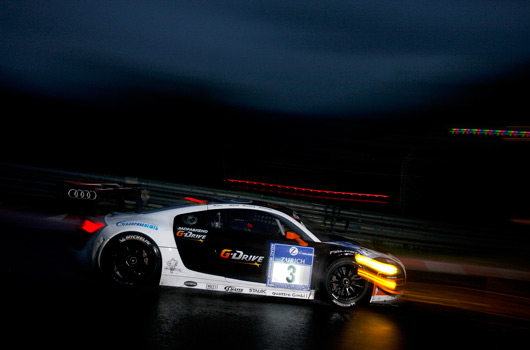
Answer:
323;257;371;308
99;233;162;287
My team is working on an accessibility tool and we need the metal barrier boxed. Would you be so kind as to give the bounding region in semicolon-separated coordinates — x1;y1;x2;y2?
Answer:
0;162;519;254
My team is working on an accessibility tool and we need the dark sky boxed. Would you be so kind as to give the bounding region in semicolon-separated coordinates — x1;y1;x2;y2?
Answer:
1;1;530;222
2;0;530;118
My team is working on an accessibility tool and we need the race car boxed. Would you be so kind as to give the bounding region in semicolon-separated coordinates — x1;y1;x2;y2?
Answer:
74;199;406;307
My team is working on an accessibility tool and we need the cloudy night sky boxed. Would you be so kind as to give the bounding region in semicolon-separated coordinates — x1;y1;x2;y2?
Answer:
2;0;529;118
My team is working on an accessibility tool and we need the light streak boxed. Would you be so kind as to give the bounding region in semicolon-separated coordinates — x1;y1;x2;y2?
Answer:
357;269;398;292
225;179;389;203
450;128;530;137
355;254;398;275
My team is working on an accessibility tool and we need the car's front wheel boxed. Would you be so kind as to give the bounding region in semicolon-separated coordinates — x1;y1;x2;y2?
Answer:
323;258;371;307
99;233;162;287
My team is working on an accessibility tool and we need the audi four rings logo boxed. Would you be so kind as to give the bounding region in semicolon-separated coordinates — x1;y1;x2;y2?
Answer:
68;189;98;200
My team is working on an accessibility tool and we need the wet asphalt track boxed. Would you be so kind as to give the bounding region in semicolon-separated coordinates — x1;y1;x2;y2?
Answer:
2;215;529;350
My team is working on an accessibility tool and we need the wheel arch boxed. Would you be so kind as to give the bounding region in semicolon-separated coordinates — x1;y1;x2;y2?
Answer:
326;251;357;265
314;250;356;292
318;252;374;307
97;231;163;286
97;230;159;269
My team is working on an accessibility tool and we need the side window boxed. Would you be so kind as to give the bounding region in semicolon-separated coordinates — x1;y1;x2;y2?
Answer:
222;209;282;238
174;210;217;236
274;216;313;243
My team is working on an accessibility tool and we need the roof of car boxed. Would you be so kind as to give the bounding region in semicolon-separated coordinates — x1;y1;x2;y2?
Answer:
207;198;297;218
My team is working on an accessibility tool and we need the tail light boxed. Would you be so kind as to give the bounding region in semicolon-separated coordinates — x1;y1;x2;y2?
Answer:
81;219;105;233
71;218;106;250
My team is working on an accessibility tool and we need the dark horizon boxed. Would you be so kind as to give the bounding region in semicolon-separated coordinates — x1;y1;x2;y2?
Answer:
2;1;530;224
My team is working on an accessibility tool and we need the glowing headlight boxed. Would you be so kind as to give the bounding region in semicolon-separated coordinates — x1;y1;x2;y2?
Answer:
357;269;397;291
355;254;398;275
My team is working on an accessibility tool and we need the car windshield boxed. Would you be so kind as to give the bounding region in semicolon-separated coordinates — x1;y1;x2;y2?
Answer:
296;213;332;239
296;212;362;245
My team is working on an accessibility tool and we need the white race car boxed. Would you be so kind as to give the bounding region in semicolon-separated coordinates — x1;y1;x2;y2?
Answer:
75;199;405;307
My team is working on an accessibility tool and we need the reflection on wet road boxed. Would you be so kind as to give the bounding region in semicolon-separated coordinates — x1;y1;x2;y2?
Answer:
5;277;529;350
406;282;530;321
151;287;405;350
2;224;529;350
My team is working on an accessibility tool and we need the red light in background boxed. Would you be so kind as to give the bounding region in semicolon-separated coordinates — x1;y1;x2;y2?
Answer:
225;179;389;204
185;197;209;204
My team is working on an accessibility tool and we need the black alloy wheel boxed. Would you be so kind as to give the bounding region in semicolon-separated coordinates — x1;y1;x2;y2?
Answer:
100;233;162;286
324;258;370;307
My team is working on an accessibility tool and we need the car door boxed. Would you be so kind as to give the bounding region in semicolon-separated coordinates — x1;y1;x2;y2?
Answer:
212;208;283;283
210;208;318;290
173;209;223;276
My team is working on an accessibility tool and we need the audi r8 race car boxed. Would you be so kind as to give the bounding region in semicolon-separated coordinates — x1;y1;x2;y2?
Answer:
74;200;406;307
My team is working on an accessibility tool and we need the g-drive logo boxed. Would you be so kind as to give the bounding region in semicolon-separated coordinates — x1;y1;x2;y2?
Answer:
220;249;264;267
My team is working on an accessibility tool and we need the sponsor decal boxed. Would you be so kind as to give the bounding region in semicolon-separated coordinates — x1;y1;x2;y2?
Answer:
220;249;264;267
271;291;310;299
291;292;310;299
329;249;355;255
175;227;207;242
206;284;218;290
370;287;402;304
184;281;198;287
224;286;243;293
176;226;208;234
118;234;152;245
267;243;314;291
249;288;267;295
117;221;159;231
165;258;180;274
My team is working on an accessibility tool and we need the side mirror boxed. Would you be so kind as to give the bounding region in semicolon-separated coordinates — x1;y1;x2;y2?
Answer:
285;231;299;240
285;231;308;246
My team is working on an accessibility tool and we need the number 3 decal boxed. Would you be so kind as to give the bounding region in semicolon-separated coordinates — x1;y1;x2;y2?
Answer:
267;243;314;291
286;265;296;283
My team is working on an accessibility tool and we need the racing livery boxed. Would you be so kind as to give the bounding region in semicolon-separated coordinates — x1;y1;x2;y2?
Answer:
75;200;406;307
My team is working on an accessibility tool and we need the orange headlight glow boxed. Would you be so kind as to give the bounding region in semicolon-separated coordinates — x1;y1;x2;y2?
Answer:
355;254;398;275
357;269;398;292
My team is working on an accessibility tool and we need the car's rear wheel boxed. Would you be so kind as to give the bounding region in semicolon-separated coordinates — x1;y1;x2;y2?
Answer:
100;233;162;287
323;258;371;307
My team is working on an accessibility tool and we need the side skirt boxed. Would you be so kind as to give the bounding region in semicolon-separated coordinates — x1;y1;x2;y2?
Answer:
160;246;315;300
161;274;315;300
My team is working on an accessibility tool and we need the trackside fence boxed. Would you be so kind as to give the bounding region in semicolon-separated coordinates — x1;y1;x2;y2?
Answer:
0;162;526;256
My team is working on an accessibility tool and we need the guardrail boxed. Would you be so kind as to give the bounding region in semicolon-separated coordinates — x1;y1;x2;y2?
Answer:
0;162;522;255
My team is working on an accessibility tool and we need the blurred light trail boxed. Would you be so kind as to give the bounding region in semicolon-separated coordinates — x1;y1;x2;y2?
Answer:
225;179;389;203
185;197;209;204
509;218;530;225
450;128;530;137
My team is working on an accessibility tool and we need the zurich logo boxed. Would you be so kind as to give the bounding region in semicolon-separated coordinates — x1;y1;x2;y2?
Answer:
289;247;299;256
